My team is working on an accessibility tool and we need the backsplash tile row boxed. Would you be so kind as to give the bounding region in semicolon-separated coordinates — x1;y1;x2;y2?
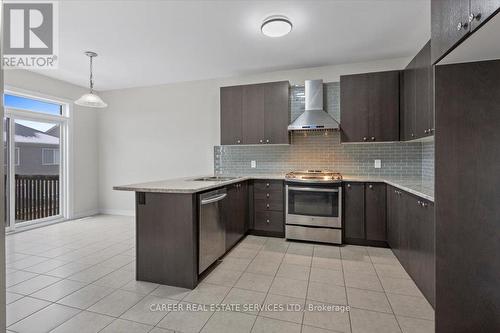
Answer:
215;131;423;179
422;140;434;183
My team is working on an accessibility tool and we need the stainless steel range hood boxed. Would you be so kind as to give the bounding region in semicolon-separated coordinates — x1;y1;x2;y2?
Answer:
288;79;340;131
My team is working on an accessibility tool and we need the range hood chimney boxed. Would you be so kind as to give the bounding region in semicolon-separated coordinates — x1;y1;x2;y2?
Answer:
288;79;340;131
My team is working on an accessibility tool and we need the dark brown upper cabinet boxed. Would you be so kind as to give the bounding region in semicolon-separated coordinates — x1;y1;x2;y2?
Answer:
340;71;400;143
220;81;289;145
402;41;434;141
220;86;243;145
431;0;500;63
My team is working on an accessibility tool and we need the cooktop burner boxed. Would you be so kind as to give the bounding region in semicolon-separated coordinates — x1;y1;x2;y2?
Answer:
285;170;342;183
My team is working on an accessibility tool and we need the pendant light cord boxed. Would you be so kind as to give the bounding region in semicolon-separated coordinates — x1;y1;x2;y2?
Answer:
89;55;94;93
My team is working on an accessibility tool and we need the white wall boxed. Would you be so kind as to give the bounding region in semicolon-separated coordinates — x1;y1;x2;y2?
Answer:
99;57;410;215
4;70;100;218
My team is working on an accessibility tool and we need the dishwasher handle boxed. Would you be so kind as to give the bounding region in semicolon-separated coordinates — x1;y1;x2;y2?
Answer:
201;193;227;205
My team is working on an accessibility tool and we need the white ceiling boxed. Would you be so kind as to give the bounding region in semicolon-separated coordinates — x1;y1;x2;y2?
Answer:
35;0;430;91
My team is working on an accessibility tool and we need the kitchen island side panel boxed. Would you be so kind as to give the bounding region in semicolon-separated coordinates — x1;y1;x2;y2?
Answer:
135;192;198;289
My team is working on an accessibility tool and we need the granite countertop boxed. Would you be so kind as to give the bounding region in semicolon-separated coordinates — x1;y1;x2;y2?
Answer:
114;174;434;201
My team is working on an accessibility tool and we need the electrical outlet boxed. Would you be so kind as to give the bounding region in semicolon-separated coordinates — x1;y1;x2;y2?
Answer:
251;160;256;168
374;159;381;168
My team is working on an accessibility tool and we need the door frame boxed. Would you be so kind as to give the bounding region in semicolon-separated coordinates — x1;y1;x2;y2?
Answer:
4;87;73;231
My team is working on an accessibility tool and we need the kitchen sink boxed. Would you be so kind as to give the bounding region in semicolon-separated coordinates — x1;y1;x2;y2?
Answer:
192;176;239;182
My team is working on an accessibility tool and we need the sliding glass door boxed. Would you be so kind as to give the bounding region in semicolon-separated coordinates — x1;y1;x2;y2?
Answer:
4;92;68;230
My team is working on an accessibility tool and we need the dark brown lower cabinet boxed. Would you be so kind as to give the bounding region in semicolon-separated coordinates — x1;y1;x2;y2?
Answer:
251;180;284;237
224;182;248;251
344;182;365;240
435;60;500;332
344;182;386;245
386;185;435;308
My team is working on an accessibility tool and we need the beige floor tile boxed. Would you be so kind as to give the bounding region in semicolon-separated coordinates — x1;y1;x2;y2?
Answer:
218;257;252;271
150;284;191;300
87;289;145;317
344;271;384;291
121;280;159;295
374;263;411;279
57;284;114;309
286;243;314;256
6;296;51;327
309;267;344;285
99;318;152;333
31;279;88;302
201;311;256;333
311;257;342;270
6;292;24;305
262;241;289;253
276;263;310;281
259;294;304;324
313;245;341;259
342;260;377;275
307;281;347;305
387;293;434;320
149;327;175;333
269;277;308;299
93;267;135;289
8;255;49;270
45;262;93;278
51;311;114;333
7;274;60;295
8;303;80;333
222;288;267;314
282;253;312;267
23;259;67;274
234;272;274;293
227;247;259;259
253;251;285;264
67;263;117;283
380;276;423;297
397;315;435;333
157;302;213;333
252;316;301;333
302;301;350;333
369;254;401;265
183;283;231;305
346;287;392;313
120;295;176;325
203;268;243;287
349;308;401;333
340;248;372;262
5;270;38;288
301;325;339;333
246;258;281;276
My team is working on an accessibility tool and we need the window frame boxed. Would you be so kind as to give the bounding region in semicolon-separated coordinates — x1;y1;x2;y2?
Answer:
41;147;60;166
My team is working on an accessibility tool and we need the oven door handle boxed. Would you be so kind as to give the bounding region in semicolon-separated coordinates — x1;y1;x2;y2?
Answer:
287;186;339;193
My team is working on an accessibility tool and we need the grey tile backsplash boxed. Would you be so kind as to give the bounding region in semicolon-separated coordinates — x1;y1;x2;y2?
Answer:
214;83;434;182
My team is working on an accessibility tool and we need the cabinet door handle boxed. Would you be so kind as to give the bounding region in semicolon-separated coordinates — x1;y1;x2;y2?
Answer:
424;129;428;134
259;139;263;143
368;184;373;189
266;219;270;224
236;139;241;144
266;139;270;143
266;204;270;209
363;137;367;141
457;21;468;31
469;12;481;23
371;137;375;141
266;193;270;198
266;183;270;187
347;184;351;188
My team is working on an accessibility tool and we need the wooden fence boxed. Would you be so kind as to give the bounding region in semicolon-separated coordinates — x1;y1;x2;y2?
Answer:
14;174;59;221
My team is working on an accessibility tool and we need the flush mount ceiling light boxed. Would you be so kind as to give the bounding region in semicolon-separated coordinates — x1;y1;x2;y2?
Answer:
75;51;108;108
261;15;292;38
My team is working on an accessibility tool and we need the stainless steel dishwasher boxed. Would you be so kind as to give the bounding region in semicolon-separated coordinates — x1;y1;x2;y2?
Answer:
198;188;227;273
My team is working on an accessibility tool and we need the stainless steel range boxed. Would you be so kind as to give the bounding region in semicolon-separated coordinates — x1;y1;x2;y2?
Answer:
285;170;343;244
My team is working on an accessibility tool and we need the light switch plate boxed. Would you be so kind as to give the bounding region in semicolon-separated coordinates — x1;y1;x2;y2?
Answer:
374;159;381;168
251;160;256;168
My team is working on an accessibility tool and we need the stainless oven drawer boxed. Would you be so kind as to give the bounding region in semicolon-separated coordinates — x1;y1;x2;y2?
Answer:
286;225;342;244
286;214;341;228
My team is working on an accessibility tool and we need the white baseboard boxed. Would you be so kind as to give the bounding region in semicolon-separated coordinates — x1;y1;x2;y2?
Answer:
99;209;135;217
71;209;100;220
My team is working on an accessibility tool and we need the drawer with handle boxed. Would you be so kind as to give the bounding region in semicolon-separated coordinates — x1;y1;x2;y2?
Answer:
254;211;284;232
254;199;283;212
254;190;283;202
254;180;283;192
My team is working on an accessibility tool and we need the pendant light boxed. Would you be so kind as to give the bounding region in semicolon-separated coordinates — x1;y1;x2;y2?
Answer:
75;51;107;108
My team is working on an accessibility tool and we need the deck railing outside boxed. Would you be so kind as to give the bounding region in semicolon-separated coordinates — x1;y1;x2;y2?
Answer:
14;174;59;222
